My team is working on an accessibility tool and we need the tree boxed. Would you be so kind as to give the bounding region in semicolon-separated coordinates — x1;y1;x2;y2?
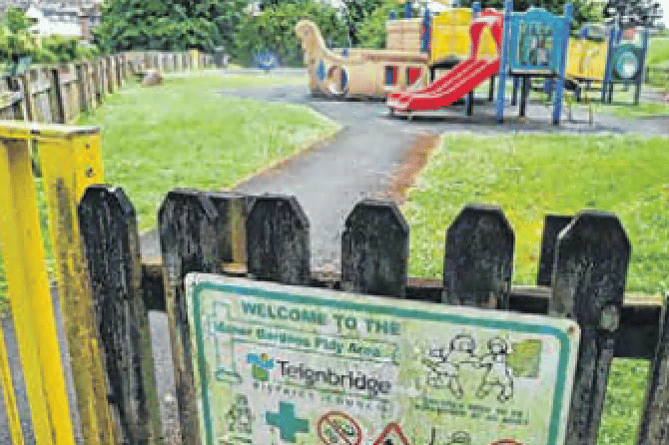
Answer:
93;0;247;53
457;0;599;30
603;0;663;28
340;0;387;45
4;6;32;34
356;0;409;48
236;2;348;66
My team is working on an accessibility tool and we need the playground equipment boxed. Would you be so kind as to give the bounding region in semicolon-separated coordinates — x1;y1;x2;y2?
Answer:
430;5;498;69
566;26;608;91
387;7;502;113
295;20;429;99
496;1;573;124
601;26;649;104
295;1;502;100
253;51;280;71
565;23;649;104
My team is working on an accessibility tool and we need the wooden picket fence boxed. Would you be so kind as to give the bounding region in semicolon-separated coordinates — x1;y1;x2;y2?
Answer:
0;50;215;125
71;185;668;445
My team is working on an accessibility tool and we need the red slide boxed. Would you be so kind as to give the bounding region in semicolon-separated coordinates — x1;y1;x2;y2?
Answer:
387;9;503;113
387;57;499;112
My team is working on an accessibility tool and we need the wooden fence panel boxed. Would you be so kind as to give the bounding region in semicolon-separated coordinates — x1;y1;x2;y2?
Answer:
79;185;163;445
341;199;408;296
75;62;92;113
144;52;152;70
100;58;109;97
105;57;115;94
246;194;310;285
0;79;23;120
92;59;104;105
443;205;515;308
549;212;630;445
54;64;80;123
158;189;221;445
27;67;55;123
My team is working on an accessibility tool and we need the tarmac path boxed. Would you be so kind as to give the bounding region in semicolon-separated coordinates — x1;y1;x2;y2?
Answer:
2;70;668;444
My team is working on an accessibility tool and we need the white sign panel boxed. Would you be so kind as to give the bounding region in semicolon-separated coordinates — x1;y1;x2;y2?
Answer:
186;274;580;445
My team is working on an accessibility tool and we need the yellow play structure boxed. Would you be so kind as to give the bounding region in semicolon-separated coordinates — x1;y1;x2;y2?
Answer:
430;7;498;67
566;35;608;84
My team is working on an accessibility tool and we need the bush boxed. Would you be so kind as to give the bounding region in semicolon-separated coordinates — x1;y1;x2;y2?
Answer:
356;0;407;49
235;2;349;67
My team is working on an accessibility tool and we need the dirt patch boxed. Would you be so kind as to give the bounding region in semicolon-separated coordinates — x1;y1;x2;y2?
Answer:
385;133;441;203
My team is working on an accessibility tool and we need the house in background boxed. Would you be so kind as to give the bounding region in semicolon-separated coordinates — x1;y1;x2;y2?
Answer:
4;0;102;41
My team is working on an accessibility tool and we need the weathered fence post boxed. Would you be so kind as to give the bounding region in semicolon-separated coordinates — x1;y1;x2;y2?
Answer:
341;199;408;296
549;211;630;445
536;215;573;286
443;204;515;308
246;194;310;285
159;189;220;445
51;66;66;123
79;185;164;445
636;292;669;444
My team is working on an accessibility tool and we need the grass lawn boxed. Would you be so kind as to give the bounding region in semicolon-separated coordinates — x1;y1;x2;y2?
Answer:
78;72;339;230
0;71;338;309
596;100;669;117
648;37;669;67
404;133;667;443
405;134;668;294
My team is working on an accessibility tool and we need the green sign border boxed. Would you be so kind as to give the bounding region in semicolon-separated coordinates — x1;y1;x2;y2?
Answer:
190;280;573;445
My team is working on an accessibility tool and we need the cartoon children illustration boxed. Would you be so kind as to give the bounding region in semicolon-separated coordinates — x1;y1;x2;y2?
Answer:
423;335;477;398
475;337;514;402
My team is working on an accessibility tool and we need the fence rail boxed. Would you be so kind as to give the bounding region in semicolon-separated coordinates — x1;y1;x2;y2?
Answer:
0;50;215;126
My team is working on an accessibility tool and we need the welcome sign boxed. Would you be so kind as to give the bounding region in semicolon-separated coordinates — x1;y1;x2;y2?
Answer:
186;274;580;445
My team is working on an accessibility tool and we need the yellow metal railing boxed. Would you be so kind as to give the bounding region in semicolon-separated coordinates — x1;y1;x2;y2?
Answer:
0;121;116;445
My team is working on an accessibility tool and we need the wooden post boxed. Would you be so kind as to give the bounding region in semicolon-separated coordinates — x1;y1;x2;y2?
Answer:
246;195;310;285
159;189;221;445
637;292;669;444
536;215;573;286
79;185;164;445
75;63;88;113
443;205;514;308
341;199;408;297
51;66;67;123
549;212;630;445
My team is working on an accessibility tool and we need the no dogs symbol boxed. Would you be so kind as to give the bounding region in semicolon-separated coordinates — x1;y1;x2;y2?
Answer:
317;411;362;445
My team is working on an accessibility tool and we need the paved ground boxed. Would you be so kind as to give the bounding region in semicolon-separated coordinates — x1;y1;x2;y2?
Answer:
2;69;667;444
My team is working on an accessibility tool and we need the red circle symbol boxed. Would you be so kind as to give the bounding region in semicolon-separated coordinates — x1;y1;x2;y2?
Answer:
489;440;525;445
317;411;362;445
